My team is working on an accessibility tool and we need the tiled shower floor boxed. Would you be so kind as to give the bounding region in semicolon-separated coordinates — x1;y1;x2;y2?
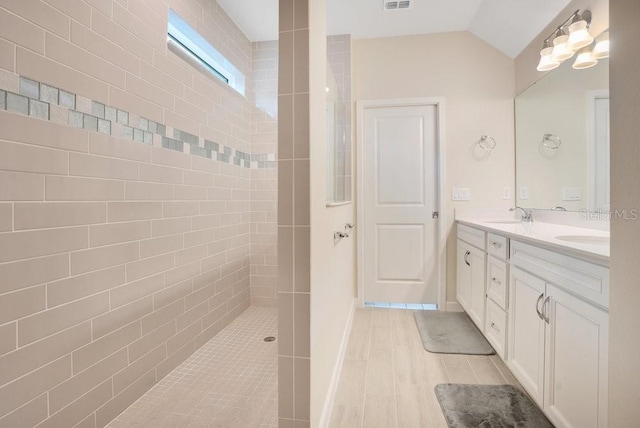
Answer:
107;307;278;428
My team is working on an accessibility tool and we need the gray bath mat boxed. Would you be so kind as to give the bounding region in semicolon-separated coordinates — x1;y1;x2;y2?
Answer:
434;384;554;428
413;311;495;355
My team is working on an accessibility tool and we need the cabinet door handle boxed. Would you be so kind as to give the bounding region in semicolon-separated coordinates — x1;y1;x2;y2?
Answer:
491;277;501;285
491;241;503;248
542;296;551;323
490;322;501;333
464;251;471;266
536;293;545;321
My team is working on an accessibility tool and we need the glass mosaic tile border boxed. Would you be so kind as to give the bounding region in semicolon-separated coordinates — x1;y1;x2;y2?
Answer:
0;75;277;169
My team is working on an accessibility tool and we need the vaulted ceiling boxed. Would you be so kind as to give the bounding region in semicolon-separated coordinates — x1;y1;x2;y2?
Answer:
217;0;572;58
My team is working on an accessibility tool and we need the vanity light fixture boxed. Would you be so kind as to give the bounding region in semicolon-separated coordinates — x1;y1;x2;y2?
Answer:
573;46;598;69
592;31;610;59
536;10;596;72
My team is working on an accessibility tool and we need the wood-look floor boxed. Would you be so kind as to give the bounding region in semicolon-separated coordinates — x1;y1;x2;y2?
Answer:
328;308;523;428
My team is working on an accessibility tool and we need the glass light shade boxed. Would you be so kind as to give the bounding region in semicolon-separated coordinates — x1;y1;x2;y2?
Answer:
551;34;575;61
537;46;560;71
573;47;598;69
567;20;594;50
592;32;610;59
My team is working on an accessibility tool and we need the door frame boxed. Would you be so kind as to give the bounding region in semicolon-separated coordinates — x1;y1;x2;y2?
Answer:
586;90;610;212
356;98;447;310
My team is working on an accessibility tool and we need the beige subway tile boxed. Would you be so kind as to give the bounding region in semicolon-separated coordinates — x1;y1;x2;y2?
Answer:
47;265;125;308
95;370;157;428
46;176;124;201
294;160;310;225
92;297;153;339
139;163;183;185
108;201;162;222
0;254;68;295
125;253;174;282
0;140;68;176
140;63;184;99
0;38;14;72
16;48;109;103
0;285;45;325
0;204;10;233
154;341;194;381
165;261;200;287
73;321;140;374
0;8;44;54
0;226;87;263
2;0;69;39
125;72;174;109
44;0;91;25
191;215;219;232
14;202;106;230
279;32;294;95
141;300;184;335
293;29;309;93
151;217;191;237
89;132;152;163
125;181;174;201
0;355;70;417
18;292;108;346
113;344;165;395
278;227;294;292
163;201;198;218
0;323;16;357
294;293;310;357
156;280;192;313
294;227;310;292
278;160;293;225
112;2;164;50
91;8;153;65
194;318;224;349
128;320;176;363
89;221;151;247
183;170;213;187
175;97;207;125
164;109;199;138
278;293;294;356
294;357;310;420
111;273;165;309
0;394;47;428
46;32;125;88
184;228;213;248
173;184;207;201
0;322;90;385
49;350;125;415
174;244;207;267
70;241;138;275
167;316;200;353
38;380;113;428
69;153;139;181
294;0;309;29
108;86;163;124
0;170;43;201
294;93;310;158
139;234;183;259
70;21;139;75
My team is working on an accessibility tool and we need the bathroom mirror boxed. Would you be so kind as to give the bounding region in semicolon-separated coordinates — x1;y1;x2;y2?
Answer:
515;58;609;212
326;36;353;205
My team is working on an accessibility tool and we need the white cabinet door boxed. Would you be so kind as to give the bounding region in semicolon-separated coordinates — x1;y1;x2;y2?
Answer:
456;239;485;329
508;267;546;406
544;284;609;428
456;240;472;312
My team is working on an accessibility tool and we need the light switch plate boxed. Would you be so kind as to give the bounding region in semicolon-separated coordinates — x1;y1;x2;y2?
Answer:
562;187;582;201
452;187;470;201
519;186;529;200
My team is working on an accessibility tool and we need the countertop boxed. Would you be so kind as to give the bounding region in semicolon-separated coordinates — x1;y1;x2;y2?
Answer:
456;218;610;266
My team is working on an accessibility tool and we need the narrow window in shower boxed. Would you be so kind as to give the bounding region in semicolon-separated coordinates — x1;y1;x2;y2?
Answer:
167;9;246;95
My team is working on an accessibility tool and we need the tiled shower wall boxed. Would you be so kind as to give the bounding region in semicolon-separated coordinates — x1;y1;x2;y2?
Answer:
0;0;276;426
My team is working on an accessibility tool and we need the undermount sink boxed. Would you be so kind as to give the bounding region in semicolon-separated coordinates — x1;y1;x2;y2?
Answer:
555;235;610;245
484;220;522;224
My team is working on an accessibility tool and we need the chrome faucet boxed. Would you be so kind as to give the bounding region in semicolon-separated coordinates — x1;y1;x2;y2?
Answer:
510;206;534;222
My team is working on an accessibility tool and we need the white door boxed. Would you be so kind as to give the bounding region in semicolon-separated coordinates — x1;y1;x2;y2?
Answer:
362;104;438;304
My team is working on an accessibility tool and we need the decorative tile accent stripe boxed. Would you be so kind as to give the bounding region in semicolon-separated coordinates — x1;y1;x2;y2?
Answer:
0;74;277;169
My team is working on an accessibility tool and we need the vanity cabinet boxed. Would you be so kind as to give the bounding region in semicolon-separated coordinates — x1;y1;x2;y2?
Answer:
456;225;486;330
484;232;509;358
508;241;609;428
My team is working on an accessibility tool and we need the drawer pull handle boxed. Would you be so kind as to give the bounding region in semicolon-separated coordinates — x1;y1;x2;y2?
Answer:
491;277;501;284
490;322;500;332
464;250;471;266
536;293;545;321
491;241;503;248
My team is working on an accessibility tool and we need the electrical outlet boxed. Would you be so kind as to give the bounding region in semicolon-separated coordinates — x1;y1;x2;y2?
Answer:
519;186;529;200
452;187;470;201
502;187;512;200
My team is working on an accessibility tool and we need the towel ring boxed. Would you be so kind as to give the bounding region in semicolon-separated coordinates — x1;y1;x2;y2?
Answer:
542;134;561;149
478;135;496;152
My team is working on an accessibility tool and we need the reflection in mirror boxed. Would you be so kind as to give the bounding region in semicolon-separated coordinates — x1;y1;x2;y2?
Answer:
516;58;609;212
326;36;353;204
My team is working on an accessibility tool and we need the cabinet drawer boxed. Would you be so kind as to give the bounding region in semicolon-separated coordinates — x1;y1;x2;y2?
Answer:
485;298;507;359
458;223;485;250
487;256;508;310
487;233;509;260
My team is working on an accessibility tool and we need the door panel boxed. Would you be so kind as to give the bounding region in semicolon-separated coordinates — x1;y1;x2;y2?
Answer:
363;104;438;304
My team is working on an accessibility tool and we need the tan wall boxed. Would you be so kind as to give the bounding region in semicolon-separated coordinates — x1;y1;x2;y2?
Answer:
609;1;640;425
0;0;277;426
353;32;516;306
515;0;609;95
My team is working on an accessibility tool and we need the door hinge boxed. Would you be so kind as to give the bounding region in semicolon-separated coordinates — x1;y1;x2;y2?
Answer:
432;211;439;219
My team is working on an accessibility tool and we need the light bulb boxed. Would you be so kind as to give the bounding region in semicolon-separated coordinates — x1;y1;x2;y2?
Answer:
573;46;598;69
567;20;594;51
592;32;610;59
551;34;575;62
537;46;560;72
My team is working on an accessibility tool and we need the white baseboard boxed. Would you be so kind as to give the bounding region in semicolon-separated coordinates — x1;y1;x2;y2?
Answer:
318;298;356;428
444;301;464;312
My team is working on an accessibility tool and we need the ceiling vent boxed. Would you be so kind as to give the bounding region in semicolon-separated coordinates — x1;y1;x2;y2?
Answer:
384;0;412;11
